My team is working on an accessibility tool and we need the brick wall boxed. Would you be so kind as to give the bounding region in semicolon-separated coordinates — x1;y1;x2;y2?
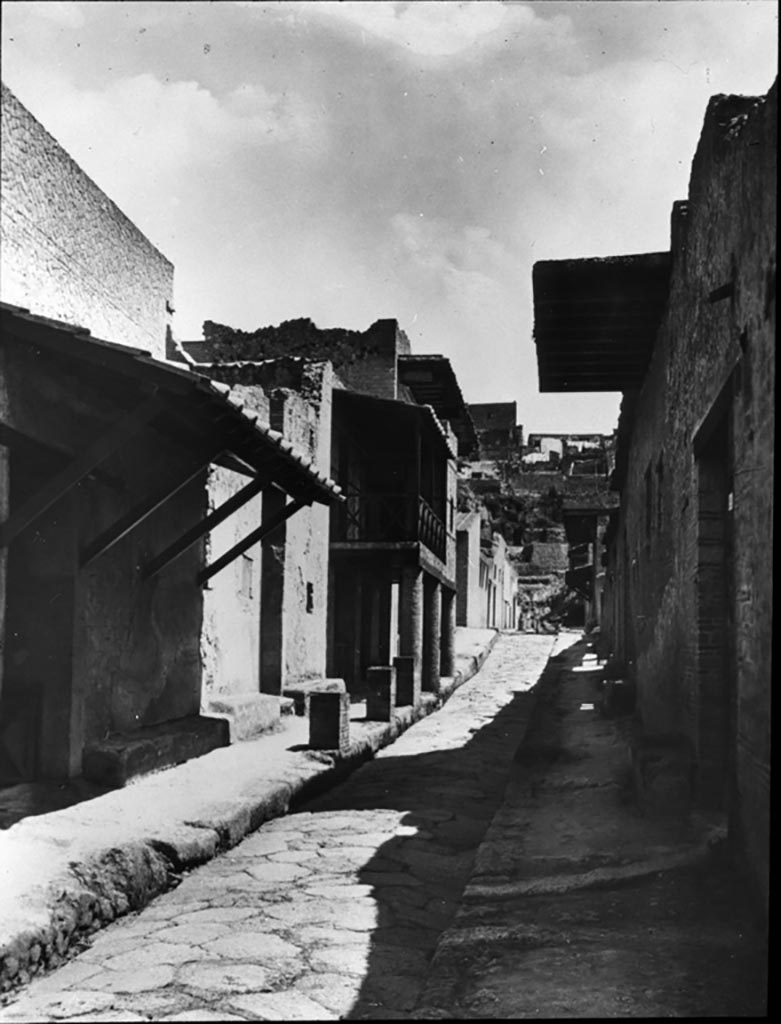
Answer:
1;83;173;358
608;82;775;906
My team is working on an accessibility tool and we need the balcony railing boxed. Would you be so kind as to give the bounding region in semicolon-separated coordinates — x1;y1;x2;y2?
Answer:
333;492;446;562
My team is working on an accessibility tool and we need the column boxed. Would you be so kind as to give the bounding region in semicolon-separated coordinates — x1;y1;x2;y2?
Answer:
377;570;393;666
422;574;441;693
260;487;286;695
399;564;423;695
440;586;456;677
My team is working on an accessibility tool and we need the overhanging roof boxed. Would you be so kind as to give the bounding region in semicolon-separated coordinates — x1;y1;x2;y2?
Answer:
0;303;342;506
397;354;478;456
533;252;672;392
334;388;457;459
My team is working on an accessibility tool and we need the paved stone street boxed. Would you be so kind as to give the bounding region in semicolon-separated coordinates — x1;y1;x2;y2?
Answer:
0;634;556;1022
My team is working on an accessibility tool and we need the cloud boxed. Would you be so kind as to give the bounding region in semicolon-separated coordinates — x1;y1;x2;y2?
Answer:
317;0;514;56
24;1;84;29
3;65;324;245
390;212;516;303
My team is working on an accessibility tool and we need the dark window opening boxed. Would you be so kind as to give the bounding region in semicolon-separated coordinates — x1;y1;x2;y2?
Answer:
306;582;314;613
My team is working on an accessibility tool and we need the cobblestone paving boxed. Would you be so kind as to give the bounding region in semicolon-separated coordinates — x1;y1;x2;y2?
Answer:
0;634;555;1022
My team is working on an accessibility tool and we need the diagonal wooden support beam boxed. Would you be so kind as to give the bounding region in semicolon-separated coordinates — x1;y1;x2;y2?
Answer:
197;496;309;588
0;393;162;549
141;474;268;580
80;445;224;569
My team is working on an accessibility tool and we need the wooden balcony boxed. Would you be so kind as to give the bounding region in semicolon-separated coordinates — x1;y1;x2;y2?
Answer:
332;491;446;562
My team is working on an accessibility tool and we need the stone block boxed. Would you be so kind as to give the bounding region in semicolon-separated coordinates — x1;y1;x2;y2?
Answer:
394;655;420;707
597;678;636;718
366;666;397;722
283;678;346;717
630;734;696;818
206;693;280;741
309;691;350;752
82;715;229;788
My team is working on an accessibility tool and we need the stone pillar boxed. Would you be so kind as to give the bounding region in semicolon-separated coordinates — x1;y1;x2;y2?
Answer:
366;666;396;721
260;487;286;695
377;573;393;666
422;575;441;693
394;655;419;707
309;691;350;752
440;587;456;677
399;564;423;693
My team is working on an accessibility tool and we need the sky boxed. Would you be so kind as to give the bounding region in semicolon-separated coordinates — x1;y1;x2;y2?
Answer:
1;1;777;434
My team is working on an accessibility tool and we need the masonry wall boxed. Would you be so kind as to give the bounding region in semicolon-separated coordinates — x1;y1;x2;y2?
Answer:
201;455;267;701
610;83;775;906
279;363;333;684
201;360;332;695
0;83;173;358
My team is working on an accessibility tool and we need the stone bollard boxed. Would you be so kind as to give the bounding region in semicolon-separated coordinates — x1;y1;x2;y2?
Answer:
309;691;350;752
366;666;397;722
394;654;420;707
284;678;346;717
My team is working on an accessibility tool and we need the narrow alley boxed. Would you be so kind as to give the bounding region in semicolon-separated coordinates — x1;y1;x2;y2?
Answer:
0;632;767;1021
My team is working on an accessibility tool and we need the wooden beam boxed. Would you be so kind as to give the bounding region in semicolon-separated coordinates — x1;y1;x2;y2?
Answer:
197;497;308;587
0;421;128;495
80;446;223;569
142;474;267;580
0;394;161;548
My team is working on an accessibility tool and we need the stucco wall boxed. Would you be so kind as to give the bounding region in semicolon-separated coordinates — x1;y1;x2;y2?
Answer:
608;83;775;905
456;513;482;627
1;83;173;357
200;360;333;693
201;464;265;701
279;363;333;683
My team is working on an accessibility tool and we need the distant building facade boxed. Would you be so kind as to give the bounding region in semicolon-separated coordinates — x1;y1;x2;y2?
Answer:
455;513;519;630
468;402;523;461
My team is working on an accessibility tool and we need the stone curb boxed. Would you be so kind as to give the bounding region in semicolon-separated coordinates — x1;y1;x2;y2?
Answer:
0;631;499;997
461;825;728;901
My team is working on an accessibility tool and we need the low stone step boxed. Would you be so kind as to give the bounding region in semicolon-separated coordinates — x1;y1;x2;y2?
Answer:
206;693;281;741
82;714;229;788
